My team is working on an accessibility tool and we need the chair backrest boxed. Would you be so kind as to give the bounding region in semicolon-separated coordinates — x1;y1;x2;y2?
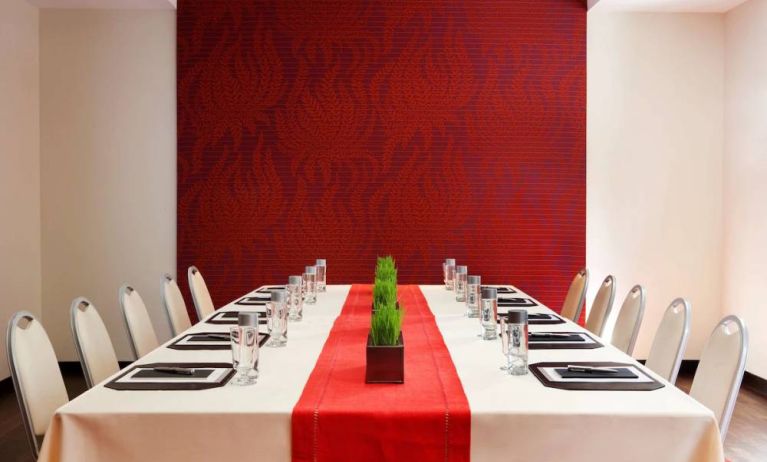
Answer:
188;266;215;321
610;284;646;355
561;268;589;322
119;285;159;359
6;311;69;459
645;298;690;384
70;297;120;388
162;274;192;336
690;315;748;440
585;275;616;336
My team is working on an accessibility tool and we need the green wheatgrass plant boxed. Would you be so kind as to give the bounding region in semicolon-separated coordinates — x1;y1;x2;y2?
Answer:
375;255;397;283
370;255;404;346
373;278;397;308
370;302;404;346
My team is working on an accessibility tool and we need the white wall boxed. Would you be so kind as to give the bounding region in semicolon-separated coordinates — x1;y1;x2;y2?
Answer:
587;10;725;360
0;0;40;381
723;0;767;378
40;9;176;361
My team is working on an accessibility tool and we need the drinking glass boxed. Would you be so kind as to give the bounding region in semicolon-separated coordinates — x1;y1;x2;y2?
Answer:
480;287;498;340
266;290;288;347
315;259;327;292
500;317;510;371
230;323;259;385
455;266;468;302
287;275;303;321
466;275;481;318
444;259;456;290
505;309;529;375
303;266;317;304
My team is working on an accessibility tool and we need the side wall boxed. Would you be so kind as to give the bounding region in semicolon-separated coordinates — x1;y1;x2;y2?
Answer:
0;0;41;380
40;9;177;360
723;0;767;378
587;10;725;359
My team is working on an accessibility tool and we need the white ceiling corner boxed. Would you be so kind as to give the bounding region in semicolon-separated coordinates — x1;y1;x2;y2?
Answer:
590;0;749;13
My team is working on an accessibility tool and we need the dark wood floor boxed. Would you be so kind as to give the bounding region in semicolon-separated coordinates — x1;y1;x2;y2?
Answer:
0;368;87;462
0;368;765;461
675;375;767;462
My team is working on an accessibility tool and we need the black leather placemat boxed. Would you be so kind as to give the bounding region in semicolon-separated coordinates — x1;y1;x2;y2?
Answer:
555;368;638;379
206;310;267;325
133;368;214;379
528;332;602;350
482;286;517;294
529;362;664;391
105;362;235;391
497;298;538;308
235;296;270;305
497;312;566;325
167;332;270;350
255;285;285;293
529;333;585;342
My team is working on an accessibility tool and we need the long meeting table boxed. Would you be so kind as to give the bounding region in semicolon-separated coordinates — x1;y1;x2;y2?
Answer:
38;284;724;462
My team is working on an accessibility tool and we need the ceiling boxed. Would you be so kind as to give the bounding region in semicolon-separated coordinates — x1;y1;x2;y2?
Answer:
591;0;749;12
27;0;175;8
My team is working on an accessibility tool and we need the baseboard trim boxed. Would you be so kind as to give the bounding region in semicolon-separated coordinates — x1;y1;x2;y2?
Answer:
744;371;767;399
678;359;699;376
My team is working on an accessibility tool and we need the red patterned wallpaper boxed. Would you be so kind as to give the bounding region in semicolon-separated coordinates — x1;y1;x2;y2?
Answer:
177;0;586;318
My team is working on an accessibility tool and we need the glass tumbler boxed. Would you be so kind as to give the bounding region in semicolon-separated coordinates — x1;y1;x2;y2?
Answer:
504;309;528;375
303;266;317;304
266;290;288;347
287;275;304;321
455;266;468;302
444;259;456;291
500;316;510;370
466;275;481;318
480;287;498;340
230;312;260;385
316;259;327;292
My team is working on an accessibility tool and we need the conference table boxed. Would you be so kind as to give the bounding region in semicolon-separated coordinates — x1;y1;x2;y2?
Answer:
38;284;723;462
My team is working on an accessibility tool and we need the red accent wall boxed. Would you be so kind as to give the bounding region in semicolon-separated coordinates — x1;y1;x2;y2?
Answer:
177;0;586;317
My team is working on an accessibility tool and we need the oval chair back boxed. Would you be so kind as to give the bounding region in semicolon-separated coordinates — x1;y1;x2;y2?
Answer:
119;285;159;359
585;275;616;336
561;268;589;322
162;274;192;336
188;266;215;321
611;285;646;355
690;315;748;440
70;297;120;388
7;311;69;459
645;298;690;384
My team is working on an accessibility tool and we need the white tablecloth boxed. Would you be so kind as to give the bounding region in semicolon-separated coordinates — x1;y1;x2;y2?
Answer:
38;284;723;462
39;285;351;462
420;285;723;462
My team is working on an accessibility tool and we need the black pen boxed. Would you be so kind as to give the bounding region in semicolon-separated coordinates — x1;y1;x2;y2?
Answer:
566;365;619;373
152;366;196;375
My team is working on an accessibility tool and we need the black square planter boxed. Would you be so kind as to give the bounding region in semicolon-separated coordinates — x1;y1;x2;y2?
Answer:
365;332;404;384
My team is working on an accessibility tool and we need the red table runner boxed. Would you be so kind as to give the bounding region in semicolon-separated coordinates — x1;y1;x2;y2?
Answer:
292;285;470;462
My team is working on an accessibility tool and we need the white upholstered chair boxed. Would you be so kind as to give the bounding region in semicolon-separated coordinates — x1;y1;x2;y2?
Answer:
560;268;589;322
610;284;646;355
70;297;120;388
585;275;616;337
162;273;192;336
119;285;160;359
6;311;69;459
188;265;215;321
645;298;690;384
690;315;748;440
